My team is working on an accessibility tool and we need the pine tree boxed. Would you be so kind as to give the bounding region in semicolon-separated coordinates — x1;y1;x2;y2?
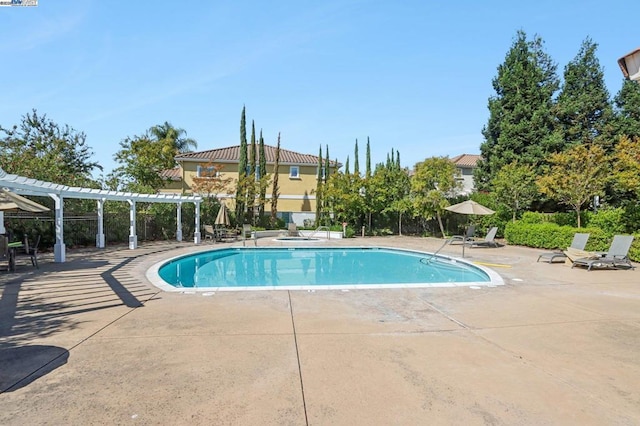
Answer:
614;78;640;139
476;30;559;190
236;106;248;223
556;37;614;150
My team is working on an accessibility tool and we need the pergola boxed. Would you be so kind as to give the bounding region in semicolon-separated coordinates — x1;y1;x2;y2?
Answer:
0;166;202;263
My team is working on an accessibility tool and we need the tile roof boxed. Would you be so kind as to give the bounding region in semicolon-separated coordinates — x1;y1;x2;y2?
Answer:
450;154;481;168
159;167;181;181
175;144;338;166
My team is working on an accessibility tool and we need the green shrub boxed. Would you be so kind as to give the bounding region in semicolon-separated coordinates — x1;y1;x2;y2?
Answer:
583;207;626;235
504;221;608;251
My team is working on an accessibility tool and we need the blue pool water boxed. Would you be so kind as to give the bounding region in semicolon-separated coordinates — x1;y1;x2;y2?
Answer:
155;247;495;290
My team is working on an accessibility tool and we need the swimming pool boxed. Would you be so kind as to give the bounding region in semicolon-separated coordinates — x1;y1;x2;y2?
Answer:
147;247;503;291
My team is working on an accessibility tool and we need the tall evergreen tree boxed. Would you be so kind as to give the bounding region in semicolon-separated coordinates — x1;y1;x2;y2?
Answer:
246;120;257;223
354;139;360;175
475;30;559;190
270;133;281;228
324;145;330;184
345;156;350;175
555;37;614;150
365;137;371;178
236;106;248;223
258;130;267;219
315;145;323;226
614;78;640;139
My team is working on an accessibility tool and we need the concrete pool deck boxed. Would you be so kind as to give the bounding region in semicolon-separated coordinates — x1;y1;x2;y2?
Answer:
1;236;639;425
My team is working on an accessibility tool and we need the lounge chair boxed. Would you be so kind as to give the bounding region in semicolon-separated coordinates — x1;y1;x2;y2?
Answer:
537;233;590;263
468;227;499;248
449;225;475;245
287;223;299;237
571;235;635;271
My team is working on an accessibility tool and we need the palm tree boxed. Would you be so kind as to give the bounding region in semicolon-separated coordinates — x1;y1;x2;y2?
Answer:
149;121;197;153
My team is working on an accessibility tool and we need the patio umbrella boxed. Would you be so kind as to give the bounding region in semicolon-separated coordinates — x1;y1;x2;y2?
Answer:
445;200;495;215
0;188;50;212
445;200;494;257
214;203;231;227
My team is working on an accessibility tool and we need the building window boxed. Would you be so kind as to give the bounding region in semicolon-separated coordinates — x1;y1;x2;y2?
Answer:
289;166;300;178
197;165;218;177
316;166;326;180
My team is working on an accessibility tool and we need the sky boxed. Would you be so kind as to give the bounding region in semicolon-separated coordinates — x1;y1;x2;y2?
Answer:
1;0;638;179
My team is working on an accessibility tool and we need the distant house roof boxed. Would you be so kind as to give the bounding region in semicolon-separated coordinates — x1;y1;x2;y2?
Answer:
174;144;339;166
159;167;181;181
450;154;481;168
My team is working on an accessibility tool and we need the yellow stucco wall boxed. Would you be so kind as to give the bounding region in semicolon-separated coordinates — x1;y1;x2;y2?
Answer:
160;161;335;214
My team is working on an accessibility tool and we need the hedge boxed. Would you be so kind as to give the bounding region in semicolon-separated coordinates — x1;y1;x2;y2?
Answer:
504;221;640;262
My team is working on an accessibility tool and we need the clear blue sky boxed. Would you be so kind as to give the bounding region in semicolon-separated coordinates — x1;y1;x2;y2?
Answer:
1;1;638;178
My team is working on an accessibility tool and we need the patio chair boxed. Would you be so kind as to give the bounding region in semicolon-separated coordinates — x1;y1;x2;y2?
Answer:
468;227;499;248
571;235;635;271
17;235;40;268
203;224;215;241
288;222;299;237
0;235;8;270
449;225;475;245
537;233;590;263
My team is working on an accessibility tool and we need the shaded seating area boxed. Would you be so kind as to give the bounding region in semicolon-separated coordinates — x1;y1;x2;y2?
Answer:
571;235;635;271
538;233;590;263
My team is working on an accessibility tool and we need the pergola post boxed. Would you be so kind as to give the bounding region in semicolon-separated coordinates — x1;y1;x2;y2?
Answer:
96;198;105;248
194;201;201;244
50;193;66;262
176;202;183;242
128;199;137;249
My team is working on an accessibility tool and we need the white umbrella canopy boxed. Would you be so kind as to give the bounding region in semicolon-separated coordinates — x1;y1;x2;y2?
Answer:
214;203;231;227
0;188;50;212
445;200;495;216
445;200;495;258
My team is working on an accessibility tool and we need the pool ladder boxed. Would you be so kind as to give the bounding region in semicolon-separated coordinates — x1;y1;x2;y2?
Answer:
308;226;331;239
420;238;451;264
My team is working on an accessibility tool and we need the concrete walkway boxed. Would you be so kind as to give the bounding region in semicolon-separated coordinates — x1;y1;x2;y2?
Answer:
1;236;639;425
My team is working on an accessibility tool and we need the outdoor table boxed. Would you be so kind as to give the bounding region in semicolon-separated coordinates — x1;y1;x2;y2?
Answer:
7;241;24;272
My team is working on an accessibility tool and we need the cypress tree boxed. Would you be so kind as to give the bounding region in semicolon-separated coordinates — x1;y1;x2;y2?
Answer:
258;130;267;219
270;133;281;228
247;120;257;223
354;139;360;175
365;137;371;178
316;145;323;226
236;106;248;223
476;30;559;190
345;156;350;175
324;144;330;184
